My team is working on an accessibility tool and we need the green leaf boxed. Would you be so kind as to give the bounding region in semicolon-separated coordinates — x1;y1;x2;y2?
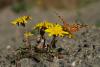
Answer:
31;29;39;35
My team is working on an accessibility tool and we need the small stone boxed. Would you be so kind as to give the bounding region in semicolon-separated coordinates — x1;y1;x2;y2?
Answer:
72;61;76;67
6;45;11;49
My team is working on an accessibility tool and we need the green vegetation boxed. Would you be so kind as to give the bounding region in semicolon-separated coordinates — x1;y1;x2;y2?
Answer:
11;2;27;13
95;20;100;27
78;0;99;8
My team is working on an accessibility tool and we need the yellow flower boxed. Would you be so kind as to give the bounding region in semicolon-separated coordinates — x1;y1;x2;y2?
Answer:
67;34;74;38
11;16;32;26
24;32;33;38
45;24;69;37
34;21;54;29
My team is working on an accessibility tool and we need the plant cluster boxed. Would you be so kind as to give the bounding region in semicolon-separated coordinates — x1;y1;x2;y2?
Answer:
6;15;88;67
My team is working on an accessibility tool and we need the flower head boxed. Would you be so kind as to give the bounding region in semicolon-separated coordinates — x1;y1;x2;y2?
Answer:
45;24;69;37
34;21;54;29
24;32;33;38
11;16;32;27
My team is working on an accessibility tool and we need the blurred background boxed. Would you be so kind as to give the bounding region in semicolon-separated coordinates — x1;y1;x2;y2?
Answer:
0;0;100;24
0;0;100;52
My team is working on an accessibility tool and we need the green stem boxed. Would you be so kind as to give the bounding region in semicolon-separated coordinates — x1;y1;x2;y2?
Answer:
37;27;46;49
50;35;57;48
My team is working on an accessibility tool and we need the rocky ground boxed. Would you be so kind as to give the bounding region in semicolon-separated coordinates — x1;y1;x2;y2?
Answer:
0;25;100;67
